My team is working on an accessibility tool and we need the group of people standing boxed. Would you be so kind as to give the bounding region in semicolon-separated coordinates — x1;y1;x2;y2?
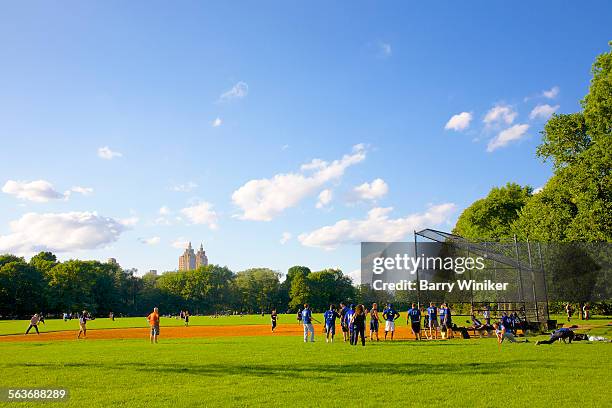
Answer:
296;302;455;346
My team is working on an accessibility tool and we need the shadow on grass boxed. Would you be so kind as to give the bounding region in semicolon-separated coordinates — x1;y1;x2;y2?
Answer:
7;359;551;379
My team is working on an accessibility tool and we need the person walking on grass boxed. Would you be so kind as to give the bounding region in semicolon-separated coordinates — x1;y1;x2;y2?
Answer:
369;303;380;341
350;304;367;346
323;304;340;342
382;303;400;340
77;310;91;339
271;309;278;332
302;304;315;342
25;314;41;335
147;307;160;344
407;303;421;340
427;302;439;340
565;303;573;322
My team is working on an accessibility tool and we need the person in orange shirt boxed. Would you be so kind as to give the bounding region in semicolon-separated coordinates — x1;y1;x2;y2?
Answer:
146;307;160;344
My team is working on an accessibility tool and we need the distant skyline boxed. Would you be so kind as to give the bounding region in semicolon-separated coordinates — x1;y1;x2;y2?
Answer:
1;2;611;281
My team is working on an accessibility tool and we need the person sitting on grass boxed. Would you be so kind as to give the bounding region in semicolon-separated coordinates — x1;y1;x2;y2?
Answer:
469;315;488;337
493;322;528;344
25;313;41;335
323;304;340;342
535;327;575;345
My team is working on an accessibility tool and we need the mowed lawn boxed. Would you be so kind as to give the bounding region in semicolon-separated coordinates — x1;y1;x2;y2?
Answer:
1;334;611;408
0;314;307;336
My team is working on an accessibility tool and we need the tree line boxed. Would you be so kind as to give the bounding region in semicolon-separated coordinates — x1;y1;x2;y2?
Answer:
0;253;371;317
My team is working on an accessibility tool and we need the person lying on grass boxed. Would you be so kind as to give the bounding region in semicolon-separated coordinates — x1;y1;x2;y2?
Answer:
535;327;575;345
494;322;528;344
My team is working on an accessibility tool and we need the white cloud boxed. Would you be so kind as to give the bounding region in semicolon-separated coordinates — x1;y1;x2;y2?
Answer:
487;124;530;152
69;186;94;196
159;206;171;215
97;146;122;160
298;204;456;250
353;178;388;201
379;42;392;57
280;232;292;245
212;117;222;127
542;86;560;99
219;81;248;101
483;105;517;125
232;144;366;221
533;186;544;194
181;202;218;230
316;189;333;209
119;216;139;227
139;236;160;245
0;211;126;253
444;112;472;131
529;104;559;120
2;180;64;202
171;238;189;249
171;182;198;192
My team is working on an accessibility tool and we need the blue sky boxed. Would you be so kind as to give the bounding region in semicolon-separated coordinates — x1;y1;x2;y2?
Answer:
1;1;610;280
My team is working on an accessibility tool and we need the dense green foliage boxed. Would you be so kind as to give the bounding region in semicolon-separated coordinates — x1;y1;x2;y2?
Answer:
0;334;610;407
0;253;361;317
454;43;612;242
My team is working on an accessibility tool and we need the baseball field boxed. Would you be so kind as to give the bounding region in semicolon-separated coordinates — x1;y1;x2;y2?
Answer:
0;315;610;407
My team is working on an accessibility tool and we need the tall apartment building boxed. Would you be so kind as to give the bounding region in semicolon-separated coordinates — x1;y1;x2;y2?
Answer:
178;242;209;271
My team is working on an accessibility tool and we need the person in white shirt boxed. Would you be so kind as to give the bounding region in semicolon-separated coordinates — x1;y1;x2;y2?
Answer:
25;314;41;335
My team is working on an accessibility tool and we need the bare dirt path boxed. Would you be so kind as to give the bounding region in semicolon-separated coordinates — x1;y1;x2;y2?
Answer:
0;324;423;342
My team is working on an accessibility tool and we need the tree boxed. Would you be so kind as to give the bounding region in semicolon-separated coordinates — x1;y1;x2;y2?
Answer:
0;260;45;317
234;268;281;313
453;183;532;241
515;43;612;242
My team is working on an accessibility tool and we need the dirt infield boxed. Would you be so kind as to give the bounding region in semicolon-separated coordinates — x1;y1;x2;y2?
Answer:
0;324;423;342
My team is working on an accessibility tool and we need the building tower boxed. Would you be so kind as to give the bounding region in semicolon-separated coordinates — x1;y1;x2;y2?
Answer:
178;242;196;271
195;243;208;268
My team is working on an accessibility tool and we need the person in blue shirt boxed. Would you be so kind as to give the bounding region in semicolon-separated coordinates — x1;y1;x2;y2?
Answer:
302;304;315;342
339;302;349;342
323;304;341;343
427;302;439;340
343;304;355;342
535;327;575;345
440;303;454;339
382;303;400;340
406;303;421;340
501;313;513;334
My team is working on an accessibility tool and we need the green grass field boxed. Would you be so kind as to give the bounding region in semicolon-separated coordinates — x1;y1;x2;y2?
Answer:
0;314;313;336
3;313;609;336
1;313;611;407
1;335;611;407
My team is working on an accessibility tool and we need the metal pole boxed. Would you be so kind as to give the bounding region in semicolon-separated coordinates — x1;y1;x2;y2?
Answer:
527;239;540;322
513;235;526;317
414;231;420;309
537;242;551;322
